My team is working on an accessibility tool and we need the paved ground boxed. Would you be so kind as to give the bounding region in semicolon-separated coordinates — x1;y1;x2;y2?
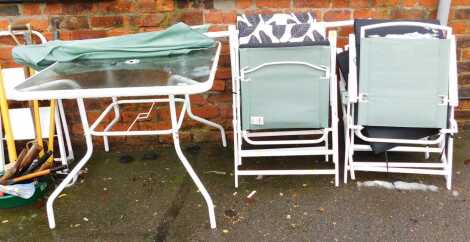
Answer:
0;132;469;242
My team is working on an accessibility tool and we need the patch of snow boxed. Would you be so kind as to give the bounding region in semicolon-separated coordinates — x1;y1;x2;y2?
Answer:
357;180;439;192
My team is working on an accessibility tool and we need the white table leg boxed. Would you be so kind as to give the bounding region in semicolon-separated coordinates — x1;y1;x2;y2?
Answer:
47;98;94;229
169;95;216;229
103;97;120;152
185;95;226;147
58;99;74;161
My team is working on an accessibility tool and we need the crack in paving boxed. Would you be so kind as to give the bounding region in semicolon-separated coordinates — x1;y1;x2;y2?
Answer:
153;174;191;242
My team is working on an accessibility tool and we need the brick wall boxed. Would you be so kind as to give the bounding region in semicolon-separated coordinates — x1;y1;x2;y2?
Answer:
0;0;468;149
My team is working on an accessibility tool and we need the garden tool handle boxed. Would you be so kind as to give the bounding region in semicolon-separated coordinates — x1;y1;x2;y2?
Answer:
6;165;67;185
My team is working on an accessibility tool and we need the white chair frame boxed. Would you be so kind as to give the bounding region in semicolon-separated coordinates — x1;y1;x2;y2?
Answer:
340;21;459;189
230;20;353;188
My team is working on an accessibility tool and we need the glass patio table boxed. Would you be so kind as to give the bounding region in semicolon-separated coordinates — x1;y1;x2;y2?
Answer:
9;43;226;229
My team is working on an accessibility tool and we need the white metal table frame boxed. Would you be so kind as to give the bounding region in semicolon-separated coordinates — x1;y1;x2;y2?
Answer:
10;33;227;229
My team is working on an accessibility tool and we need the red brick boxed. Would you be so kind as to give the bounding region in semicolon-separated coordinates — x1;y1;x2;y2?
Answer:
211;79;226;92
458;36;470;48
44;3;62;15
236;0;253;9
452;0;470;6
62;2;93;15
208;93;232;103
0;19;9;29
419;0;438;7
459;61;470;72
391;8;427;19
157;0;175;11
177;0;213;9
459;73;470;85
11;18;49;32
350;0;369;8
135;0;157;13
454;8;470;20
337;37;348;48
93;0;134;13
91;16;124;29
324;10;352;21
332;0;348;8
177;10;204;25
190;95;208;105
218;104;233;118
191;105;219;119
208;24;228;32
0;46;13;60
218;54;231;67
22;3;42;15
64;30;107;40
463;48;470;60
128;14;166;27
54;16;89;30
402;0;417;7
370;0;399;7
0;34;19;45
338;26;353;37
205;10;237;24
294;0;331;8
449;22;466;34
256;0;290;8
106;28;134;37
354;8;389;19
215;67;231;80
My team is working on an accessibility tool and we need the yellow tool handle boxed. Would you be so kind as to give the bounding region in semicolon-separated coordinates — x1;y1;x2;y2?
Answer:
0;64;17;163
47;99;56;154
27;67;45;157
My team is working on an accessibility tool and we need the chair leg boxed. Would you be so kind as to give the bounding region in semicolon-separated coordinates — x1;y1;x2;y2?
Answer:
349;128;356;180
324;136;329;162
424;137;431;159
233;120;239;188
332;130;339;187
234;166;239;188
446;135;454;190
343;121;349;184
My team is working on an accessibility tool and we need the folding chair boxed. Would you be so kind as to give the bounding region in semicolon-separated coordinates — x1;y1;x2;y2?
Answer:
0;27;74;176
339;20;458;189
230;12;351;187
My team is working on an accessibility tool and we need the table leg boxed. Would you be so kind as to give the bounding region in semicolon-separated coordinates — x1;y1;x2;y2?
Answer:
46;98;94;229
185;95;226;147
103;97;120;152
168;95;216;229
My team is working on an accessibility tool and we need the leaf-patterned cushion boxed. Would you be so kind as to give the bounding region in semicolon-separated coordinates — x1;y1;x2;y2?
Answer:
237;12;328;48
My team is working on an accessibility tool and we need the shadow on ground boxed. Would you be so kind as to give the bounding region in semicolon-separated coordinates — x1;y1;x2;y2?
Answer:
0;133;469;241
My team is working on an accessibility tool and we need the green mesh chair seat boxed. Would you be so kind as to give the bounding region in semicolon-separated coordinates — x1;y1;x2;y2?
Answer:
239;45;331;130
358;38;450;129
